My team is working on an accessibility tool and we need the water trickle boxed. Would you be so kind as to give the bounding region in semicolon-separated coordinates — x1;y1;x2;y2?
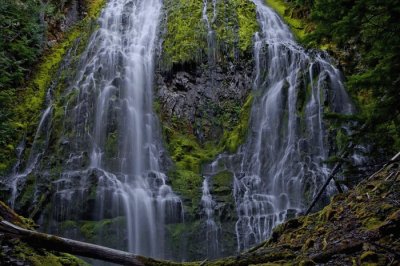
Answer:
201;162;221;258
6;44;71;209
202;0;218;68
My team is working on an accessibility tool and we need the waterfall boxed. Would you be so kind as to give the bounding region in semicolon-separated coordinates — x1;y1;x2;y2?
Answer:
56;0;182;258
204;0;353;252
200;159;221;259
202;0;218;68
8;0;182;259
234;0;353;250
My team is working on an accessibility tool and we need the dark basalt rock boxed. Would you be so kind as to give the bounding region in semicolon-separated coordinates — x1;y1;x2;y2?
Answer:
156;60;253;142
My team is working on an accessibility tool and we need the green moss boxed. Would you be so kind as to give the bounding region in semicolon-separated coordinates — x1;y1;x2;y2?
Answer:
60;220;78;231
80;219;112;240
162;0;258;68
18;174;36;209
221;93;253;153
363;217;383;230
105;132;118;158
162;93;253;217
235;0;259;52
265;0;308;42
212;170;233;191
162;0;207;68
14;241;87;266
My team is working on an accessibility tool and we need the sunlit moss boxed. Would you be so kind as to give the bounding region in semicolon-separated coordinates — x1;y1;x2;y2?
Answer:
265;0;308;41
162;0;258;68
235;0;259;52
162;0;207;69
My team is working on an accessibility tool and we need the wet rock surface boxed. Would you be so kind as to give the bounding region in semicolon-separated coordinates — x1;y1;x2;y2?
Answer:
156;60;253;142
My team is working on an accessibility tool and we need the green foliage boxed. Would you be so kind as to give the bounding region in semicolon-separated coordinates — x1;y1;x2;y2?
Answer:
309;0;400;157
0;0;43;89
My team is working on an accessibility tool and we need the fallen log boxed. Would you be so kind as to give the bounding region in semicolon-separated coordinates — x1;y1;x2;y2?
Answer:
0;220;169;266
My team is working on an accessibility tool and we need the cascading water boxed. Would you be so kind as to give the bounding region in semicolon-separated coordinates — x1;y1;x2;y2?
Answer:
202;0;218;68
5;45;77;210
200;160;221;259
205;0;354;252
234;0;353;250
55;0;182;258
8;0;182;259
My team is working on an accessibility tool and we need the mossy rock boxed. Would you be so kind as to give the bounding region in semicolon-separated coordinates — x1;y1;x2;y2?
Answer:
212;170;234;195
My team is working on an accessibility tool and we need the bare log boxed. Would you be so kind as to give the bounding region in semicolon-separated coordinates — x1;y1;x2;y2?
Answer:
0;220;167;266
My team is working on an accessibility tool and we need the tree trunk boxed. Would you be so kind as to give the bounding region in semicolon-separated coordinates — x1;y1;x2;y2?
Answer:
0;220;175;266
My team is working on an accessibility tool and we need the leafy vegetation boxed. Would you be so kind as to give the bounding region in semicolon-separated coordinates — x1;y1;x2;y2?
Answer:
308;0;400;159
0;0;42;89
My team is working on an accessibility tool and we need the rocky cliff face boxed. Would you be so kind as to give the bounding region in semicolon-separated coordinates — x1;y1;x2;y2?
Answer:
152;0;258;259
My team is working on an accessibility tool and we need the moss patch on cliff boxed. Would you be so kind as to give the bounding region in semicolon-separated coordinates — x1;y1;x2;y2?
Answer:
163;93;253;215
162;0;207;69
235;0;259;53
220;94;253;153
264;0;312;42
162;0;258;69
165;127;220;212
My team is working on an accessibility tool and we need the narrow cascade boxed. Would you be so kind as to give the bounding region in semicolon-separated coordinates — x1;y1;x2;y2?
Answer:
202;0;218;68
5;45;74;209
8;0;182;259
200;0;221;258
201;165;220;259
7;105;52;209
206;0;354;252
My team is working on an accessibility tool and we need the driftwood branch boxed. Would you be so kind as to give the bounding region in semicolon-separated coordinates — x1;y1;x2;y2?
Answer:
0;220;164;266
